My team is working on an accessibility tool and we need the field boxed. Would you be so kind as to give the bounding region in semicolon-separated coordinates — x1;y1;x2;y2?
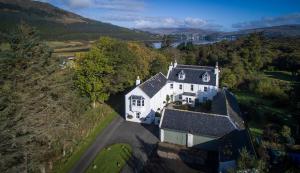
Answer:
46;40;92;57
234;70;299;138
85;143;132;173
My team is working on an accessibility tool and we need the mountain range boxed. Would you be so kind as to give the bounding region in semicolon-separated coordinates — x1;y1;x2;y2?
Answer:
1;0;299;41
0;0;158;41
140;25;300;38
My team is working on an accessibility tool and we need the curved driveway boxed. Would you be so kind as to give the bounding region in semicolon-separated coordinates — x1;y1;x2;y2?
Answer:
69;116;159;173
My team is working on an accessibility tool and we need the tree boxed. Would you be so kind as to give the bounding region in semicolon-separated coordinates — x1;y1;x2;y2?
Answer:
220;68;238;88
8;22;51;63
75;49;113;107
75;37;170;107
166;95;170;103
236;148;268;173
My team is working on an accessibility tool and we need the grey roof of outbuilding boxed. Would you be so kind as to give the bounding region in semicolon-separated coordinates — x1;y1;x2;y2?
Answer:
219;129;256;162
168;64;216;86
139;72;167;98
160;109;236;137
211;89;245;129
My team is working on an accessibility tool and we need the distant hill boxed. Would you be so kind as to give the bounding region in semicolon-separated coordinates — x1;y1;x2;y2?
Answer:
140;25;300;39
0;0;158;41
224;25;300;38
140;27;218;35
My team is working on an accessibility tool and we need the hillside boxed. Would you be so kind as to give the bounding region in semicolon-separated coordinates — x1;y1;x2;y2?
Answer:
0;0;158;41
140;25;300;39
225;24;300;38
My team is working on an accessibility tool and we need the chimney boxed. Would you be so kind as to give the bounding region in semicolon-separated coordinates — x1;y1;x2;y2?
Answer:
167;62;173;78
214;62;220;88
136;76;141;86
174;60;178;67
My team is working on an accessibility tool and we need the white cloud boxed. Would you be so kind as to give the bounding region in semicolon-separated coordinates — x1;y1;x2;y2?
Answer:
232;13;300;29
67;0;93;8
100;14;221;29
184;17;207;28
63;0;144;11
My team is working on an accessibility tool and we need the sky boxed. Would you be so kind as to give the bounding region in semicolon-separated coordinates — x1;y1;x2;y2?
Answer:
38;0;300;31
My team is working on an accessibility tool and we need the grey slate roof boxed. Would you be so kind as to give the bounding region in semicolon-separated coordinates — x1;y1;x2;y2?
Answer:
219;129;256;162
182;92;196;96
139;73;167;98
168;64;216;86
160;109;236;137
211;89;245;129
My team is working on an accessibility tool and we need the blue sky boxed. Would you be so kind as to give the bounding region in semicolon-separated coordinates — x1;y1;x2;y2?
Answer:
39;0;300;31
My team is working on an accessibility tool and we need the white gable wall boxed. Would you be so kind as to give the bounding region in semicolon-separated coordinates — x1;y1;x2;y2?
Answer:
125;87;151;123
150;84;169;113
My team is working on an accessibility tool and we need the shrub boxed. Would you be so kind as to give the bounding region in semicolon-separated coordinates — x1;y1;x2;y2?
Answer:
249;78;288;100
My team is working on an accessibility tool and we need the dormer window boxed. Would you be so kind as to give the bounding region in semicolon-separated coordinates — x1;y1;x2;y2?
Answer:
202;72;210;82
178;70;185;80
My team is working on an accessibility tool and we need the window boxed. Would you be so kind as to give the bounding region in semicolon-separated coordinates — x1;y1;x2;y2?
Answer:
191;85;194;91
202;72;210;82
179;84;182;90
142;100;144;106
136;112;140;118
188;98;192;103
170;83;173;89
204;87;208;92
132;100;136;106
179;95;182;100
137;100;141;106
178;70;185;80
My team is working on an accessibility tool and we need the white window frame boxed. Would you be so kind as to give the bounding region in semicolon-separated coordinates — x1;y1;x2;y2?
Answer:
204;87;208;92
179;84;182;90
170;83;173;89
191;85;194;91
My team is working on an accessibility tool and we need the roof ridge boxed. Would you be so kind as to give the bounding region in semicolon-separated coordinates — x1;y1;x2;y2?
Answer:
165;108;228;118
177;64;214;68
175;67;214;71
223;89;240;129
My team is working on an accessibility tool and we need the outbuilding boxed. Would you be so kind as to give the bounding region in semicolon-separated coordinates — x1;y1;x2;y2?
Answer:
159;108;237;150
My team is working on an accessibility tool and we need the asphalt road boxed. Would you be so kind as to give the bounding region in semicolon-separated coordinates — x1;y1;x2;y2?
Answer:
69;116;159;173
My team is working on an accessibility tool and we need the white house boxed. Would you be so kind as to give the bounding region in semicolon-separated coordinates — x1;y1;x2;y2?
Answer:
124;61;255;172
125;61;220;124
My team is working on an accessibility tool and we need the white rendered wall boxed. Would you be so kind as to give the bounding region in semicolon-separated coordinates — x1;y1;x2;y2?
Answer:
187;133;194;147
125;87;151;123
166;81;218;102
160;129;165;142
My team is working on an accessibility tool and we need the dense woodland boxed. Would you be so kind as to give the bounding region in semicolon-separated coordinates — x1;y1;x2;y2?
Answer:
1;22;300;172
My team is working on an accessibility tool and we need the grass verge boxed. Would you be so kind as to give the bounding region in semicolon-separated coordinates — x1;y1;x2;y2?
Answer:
85;143;132;173
54;110;117;173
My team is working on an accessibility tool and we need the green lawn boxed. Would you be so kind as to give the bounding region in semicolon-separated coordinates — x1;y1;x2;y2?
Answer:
264;70;300;84
85;143;132;173
54;110;117;173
